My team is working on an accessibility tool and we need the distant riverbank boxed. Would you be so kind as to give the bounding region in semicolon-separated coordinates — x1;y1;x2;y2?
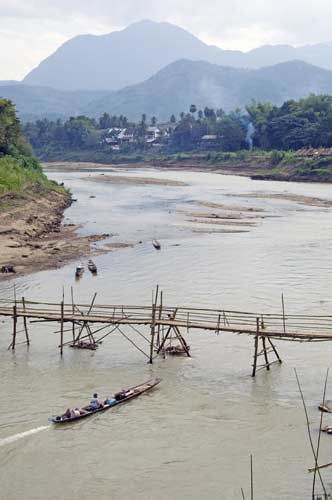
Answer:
43;149;332;183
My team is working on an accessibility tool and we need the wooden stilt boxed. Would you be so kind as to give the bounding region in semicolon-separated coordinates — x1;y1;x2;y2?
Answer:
60;301;64;356
156;325;172;354
174;326;191;357
12;304;17;350
149;286;159;364
252;318;260;377
156;290;163;349
267;338;282;364
22;297;30;346
71;287;75;343
282;293;286;334
262;336;269;370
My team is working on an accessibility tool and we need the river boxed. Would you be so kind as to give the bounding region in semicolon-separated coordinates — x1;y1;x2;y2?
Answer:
1;166;332;500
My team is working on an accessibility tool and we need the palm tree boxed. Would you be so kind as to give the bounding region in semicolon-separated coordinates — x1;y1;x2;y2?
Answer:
189;104;197;116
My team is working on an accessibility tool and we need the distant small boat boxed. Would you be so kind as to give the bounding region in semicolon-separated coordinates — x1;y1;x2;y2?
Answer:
88;259;97;274
75;263;84;278
152;239;161;250
319;400;332;413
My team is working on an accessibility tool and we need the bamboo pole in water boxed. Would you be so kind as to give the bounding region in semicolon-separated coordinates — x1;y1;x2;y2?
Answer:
262;336;269;370
149;286;159;363
11;304;17;350
22;297;30;346
71;287;75;343
251;319;260;377
60;301;64;356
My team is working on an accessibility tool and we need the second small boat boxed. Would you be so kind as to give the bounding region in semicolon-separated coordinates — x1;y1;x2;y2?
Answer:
88;259;97;274
152;239;161;250
75;262;84;279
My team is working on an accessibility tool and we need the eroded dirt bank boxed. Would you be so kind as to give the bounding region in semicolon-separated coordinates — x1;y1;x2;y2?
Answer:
0;190;112;280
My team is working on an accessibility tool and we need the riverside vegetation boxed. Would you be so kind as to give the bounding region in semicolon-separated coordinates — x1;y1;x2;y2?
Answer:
0;98;66;204
22;94;332;183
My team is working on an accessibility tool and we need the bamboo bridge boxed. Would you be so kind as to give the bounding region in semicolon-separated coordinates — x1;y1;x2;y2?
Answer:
1;287;332;376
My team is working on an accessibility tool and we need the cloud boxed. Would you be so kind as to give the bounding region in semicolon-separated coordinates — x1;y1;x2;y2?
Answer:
1;0;332;79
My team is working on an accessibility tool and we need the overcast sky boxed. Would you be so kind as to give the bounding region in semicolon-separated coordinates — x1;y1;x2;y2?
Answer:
1;0;331;80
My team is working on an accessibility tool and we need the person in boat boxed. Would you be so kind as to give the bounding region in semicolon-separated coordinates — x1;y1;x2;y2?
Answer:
104;394;116;405
90;393;103;410
63;407;83;419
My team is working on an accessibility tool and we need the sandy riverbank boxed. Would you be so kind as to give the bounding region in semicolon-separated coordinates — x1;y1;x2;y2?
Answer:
86;174;187;186
0;190;132;280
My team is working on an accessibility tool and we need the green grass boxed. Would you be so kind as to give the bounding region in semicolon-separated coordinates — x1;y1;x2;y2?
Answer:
0;155;66;196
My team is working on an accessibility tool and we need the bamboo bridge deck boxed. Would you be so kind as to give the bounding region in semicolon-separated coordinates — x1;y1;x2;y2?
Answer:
1;289;332;375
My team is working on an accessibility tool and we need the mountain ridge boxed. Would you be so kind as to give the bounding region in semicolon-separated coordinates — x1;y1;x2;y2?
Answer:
22;20;332;91
3;59;332;122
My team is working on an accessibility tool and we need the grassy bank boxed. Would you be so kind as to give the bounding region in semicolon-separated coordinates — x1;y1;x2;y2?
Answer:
0;154;68;210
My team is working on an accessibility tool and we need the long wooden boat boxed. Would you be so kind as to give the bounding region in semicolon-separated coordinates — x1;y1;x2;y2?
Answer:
49;377;161;424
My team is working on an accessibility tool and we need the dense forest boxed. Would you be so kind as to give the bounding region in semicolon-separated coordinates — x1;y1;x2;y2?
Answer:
0;98;60;196
22;95;332;162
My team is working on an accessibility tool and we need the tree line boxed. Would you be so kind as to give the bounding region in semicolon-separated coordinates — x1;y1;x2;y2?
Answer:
21;95;332;158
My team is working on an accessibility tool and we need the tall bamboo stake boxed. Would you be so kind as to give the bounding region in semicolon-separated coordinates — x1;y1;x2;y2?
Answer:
71;287;75;343
294;369;327;497
60;301;64;356
312;369;329;500
250;455;254;500
149;286;159;363
282;293;286;334
252;318;260;377
22;297;30;345
12;304;17;350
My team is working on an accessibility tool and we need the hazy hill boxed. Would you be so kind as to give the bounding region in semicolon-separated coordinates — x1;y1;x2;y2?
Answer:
23;20;332;91
4;60;332;122
0;84;108;121
83;60;332;120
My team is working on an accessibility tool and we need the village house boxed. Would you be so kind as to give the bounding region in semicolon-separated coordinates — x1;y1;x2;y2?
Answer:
199;134;220;149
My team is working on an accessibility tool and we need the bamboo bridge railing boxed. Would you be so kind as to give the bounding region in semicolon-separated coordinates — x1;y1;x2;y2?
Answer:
1;289;332;376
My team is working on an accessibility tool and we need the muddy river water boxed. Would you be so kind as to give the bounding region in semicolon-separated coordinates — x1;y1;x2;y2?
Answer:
1;166;332;500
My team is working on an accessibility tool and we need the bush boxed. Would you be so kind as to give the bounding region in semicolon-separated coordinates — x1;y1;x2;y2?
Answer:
271;150;285;166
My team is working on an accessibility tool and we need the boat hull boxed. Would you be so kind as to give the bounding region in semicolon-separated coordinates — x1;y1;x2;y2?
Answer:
49;378;161;424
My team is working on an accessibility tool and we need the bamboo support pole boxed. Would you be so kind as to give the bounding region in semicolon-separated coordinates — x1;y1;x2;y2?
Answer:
282;293;286;334
117;326;150;359
156;326;172;353
267;338;282;364
22;297;30;346
250;455;254;500
174;326;191;357
11;304;17;350
71;287;75;343
252;318;260;377
156;291;163;349
262;336;269;370
60;301;64;356
149;286;159;364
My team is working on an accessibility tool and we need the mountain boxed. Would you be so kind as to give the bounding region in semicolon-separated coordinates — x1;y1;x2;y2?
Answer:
4;60;332;122
0;84;107;121
0;81;20;86
23;20;233;91
23;20;332;92
83;60;332;121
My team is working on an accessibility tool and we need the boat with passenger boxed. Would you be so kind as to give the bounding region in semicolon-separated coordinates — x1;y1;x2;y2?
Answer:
49;378;161;424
